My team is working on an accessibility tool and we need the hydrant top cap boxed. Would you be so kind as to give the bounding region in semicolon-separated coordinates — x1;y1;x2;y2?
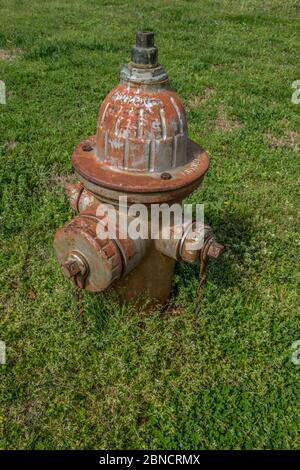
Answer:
136;31;155;48
131;31;158;67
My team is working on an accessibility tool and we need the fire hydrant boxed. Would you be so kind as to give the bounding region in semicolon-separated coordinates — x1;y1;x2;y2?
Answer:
54;32;224;305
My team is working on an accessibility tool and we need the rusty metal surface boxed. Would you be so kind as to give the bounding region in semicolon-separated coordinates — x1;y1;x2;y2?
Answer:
54;213;123;292
61;251;89;289
180;223;212;264
72;137;208;196
115;246;176;307
54;203;151;290
154;232;181;261
75;172;206;205
207;241;225;260
79;204;150;276
65;182;99;212
180;223;225;264
53;31;224;306
71;31;209;199
95;82;188;172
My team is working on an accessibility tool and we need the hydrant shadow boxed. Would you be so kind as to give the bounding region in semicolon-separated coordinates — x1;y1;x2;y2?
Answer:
76;208;257;320
173;208;257;293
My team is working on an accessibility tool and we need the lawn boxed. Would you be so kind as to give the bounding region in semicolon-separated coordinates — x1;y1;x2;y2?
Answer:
0;0;299;450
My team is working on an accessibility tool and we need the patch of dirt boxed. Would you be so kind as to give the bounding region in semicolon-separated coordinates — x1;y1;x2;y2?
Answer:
4;141;18;150
50;172;77;188
160;302;183;320
267;129;299;152
20;401;42;427
186;87;214;109
211;64;221;70
215;104;242;132
27;289;36;300
48;164;77;195
0;48;22;61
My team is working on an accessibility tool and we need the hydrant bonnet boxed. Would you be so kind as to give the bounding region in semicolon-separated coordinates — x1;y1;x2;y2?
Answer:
72;32;209;204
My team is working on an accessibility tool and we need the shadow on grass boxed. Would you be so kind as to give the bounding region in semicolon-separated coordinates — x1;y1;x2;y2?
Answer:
173;206;258;292
79;288;122;331
78;207;257;320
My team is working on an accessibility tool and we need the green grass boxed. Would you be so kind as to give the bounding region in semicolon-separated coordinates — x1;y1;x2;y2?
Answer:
0;0;299;450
